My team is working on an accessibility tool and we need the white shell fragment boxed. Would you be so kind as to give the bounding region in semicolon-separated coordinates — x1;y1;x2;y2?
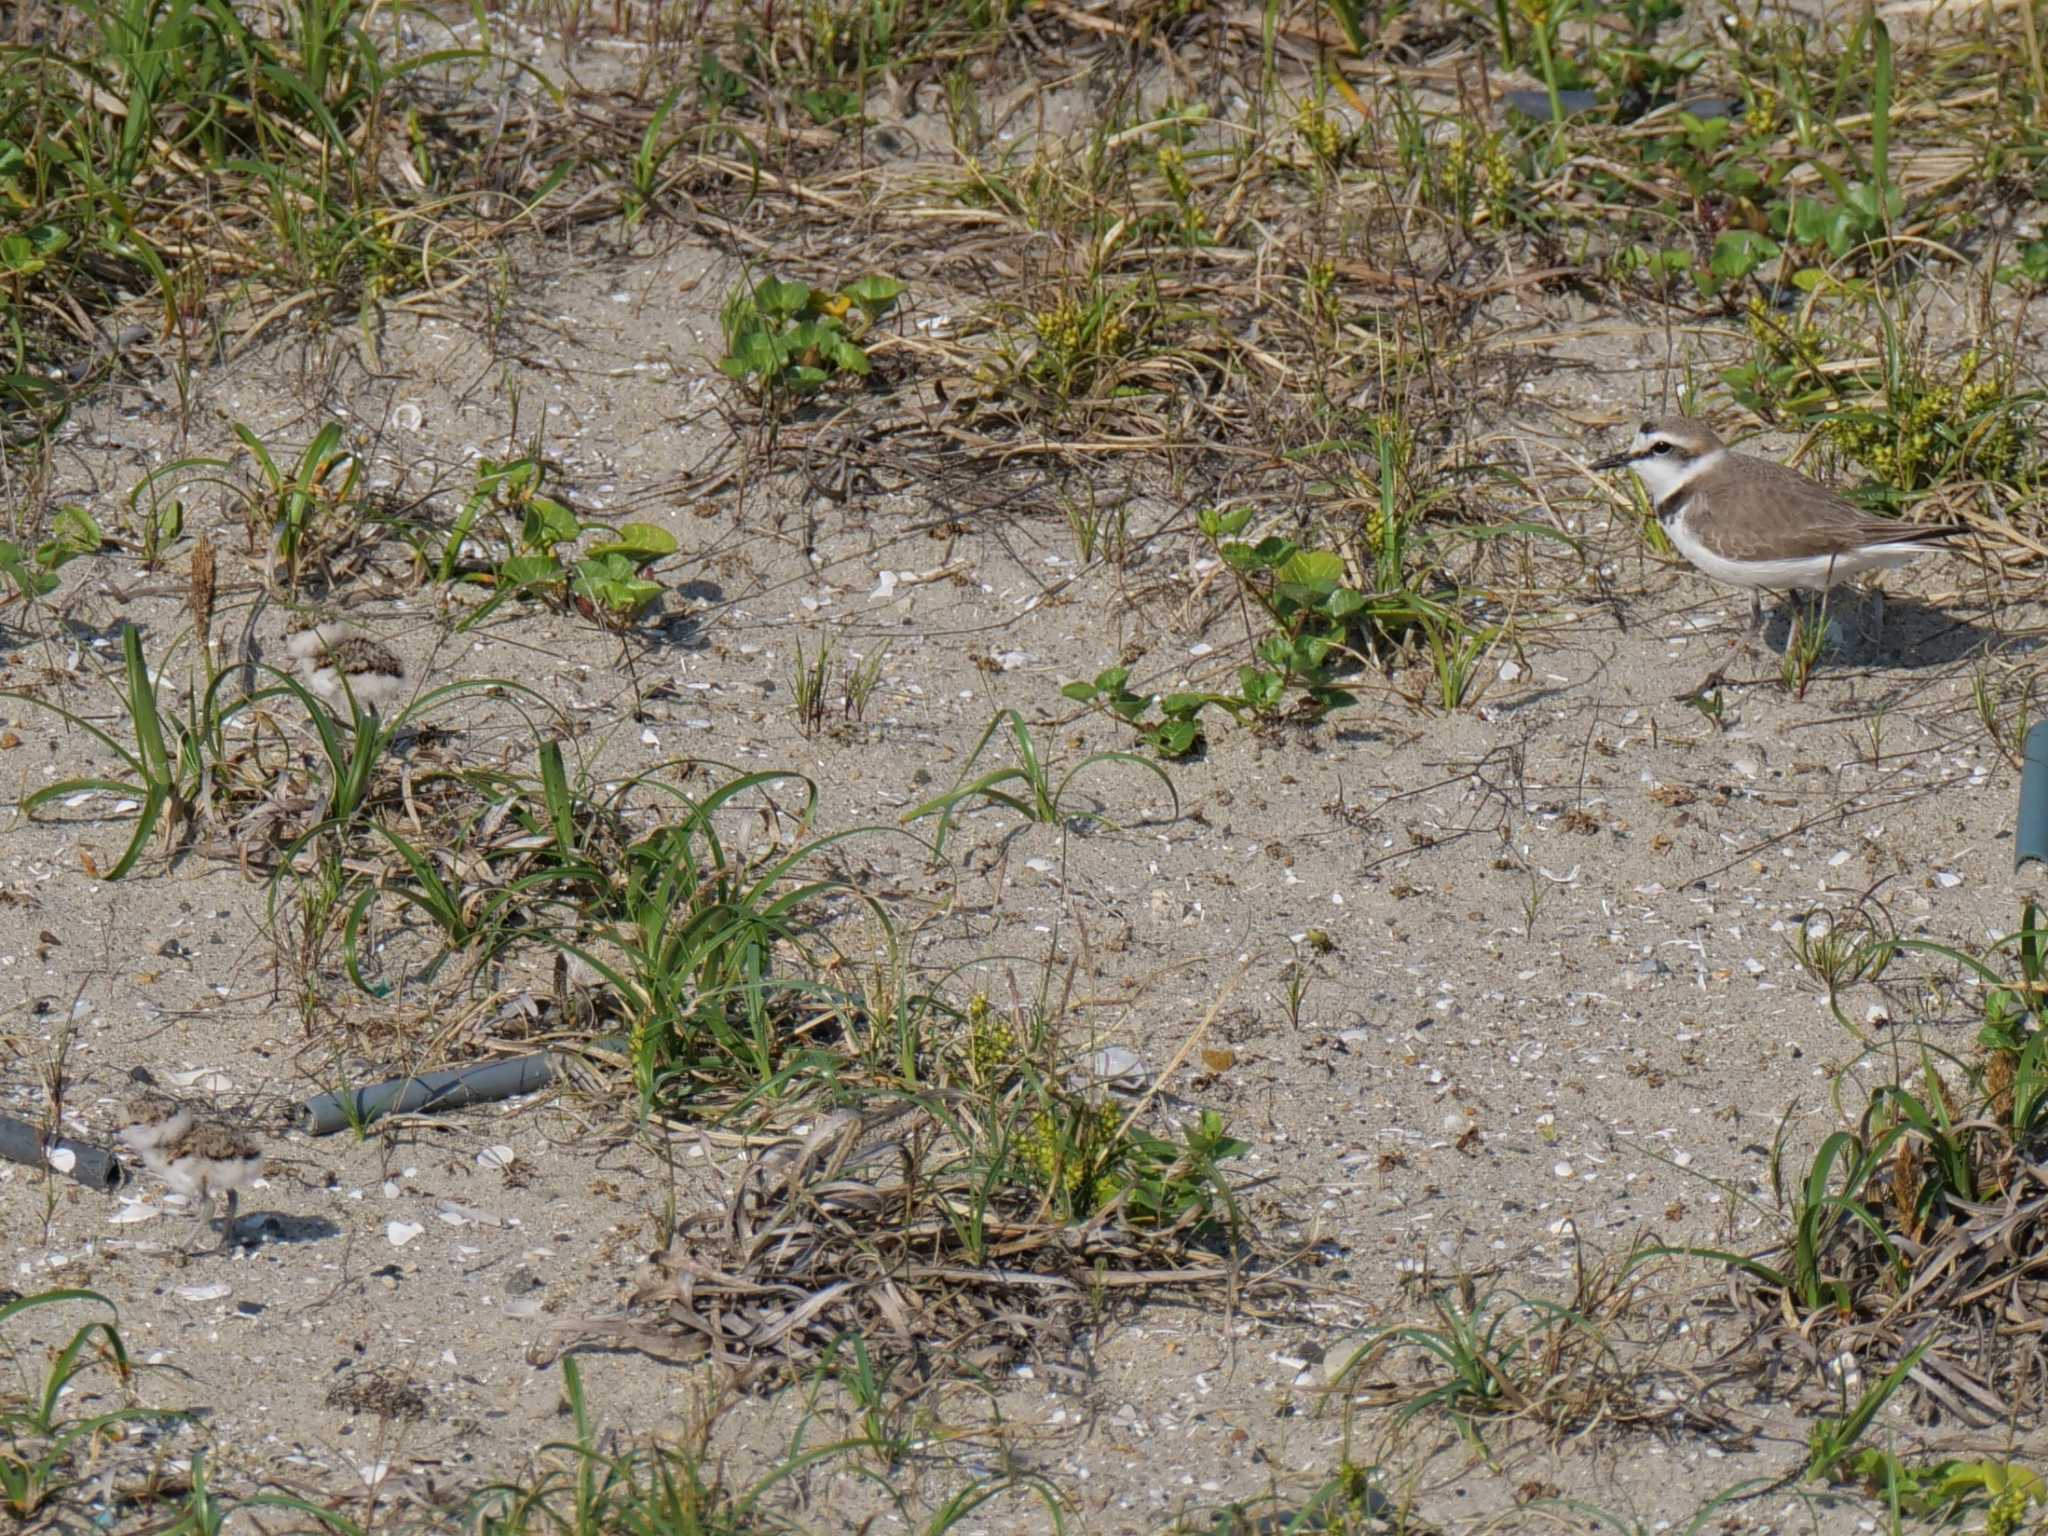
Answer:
167;1069;233;1093
1076;1046;1151;1094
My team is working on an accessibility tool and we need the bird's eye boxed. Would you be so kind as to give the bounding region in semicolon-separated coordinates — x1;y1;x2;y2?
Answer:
1649;442;1672;455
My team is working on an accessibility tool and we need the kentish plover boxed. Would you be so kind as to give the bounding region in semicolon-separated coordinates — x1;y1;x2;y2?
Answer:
1591;416;1971;631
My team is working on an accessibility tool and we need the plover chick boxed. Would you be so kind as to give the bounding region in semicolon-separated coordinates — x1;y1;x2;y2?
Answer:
285;622;406;717
143;1119;264;1254
113;1091;193;1156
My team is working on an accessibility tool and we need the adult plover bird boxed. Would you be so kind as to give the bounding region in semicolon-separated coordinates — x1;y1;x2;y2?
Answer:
1592;417;1972;631
138;1118;265;1254
285;622;406;717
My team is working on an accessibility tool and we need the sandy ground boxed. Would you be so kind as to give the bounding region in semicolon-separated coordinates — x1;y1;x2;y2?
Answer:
4;151;2047;1534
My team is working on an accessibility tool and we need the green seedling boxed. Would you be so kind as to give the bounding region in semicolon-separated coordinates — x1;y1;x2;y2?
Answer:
718;272;902;403
810;1333;918;1472
1700;230;1782;295
1786;18;1902;262
0;224;68;292
1521;872;1548;939
1785;907;1893;1024
622;83;687;225
128;487;185;569
1114;1108;1249;1232
0;505;102;605
697;48;750;110
1023;282;1154;405
1060;484;1128;566
1199;507;1362;719
791;631;836;736
570;544;670;626
1972;660;2039;771
1282;940;1320;1027
1060;667;1240;759
1420;612;1507;711
339;822;480;993
797;83;863;125
5;625;222;879
1325;1279;1626;1451
1780;596;1832;698
1675;674;1727;729
790;635;889;737
844;645;887;723
1804;1339;1930;1482
0;1290;180;1520
902;708;1176;856
235;421;357;588
1999;241;2048;289
168;1450;229;1536
443;455;677;630
1839;1452;2045;1526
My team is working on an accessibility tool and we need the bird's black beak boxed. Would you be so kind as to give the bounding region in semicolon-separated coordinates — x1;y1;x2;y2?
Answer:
1590;451;1635;472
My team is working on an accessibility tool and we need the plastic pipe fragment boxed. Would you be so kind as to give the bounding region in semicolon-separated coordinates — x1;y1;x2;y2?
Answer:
292;1038;625;1136
2019;722;2048;872
0;1114;125;1191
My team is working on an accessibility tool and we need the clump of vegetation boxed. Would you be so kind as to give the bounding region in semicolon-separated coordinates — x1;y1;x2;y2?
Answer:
232;421;360;588
0;506;101;605
902;709;1175;851
1822;350;2027;493
542;980;1270;1388
1672;905;2048;1429
1023;283;1151;405
1837;1450;2046;1529
967;995;1247;1224
1325;1253;1717;1451
442;453;678;630
1724;296;2032;502
1442;127;1521;229
1061;665;1222;758
718;272;903;403
0;1291;177;1521
789;632;887;737
0;0;558;424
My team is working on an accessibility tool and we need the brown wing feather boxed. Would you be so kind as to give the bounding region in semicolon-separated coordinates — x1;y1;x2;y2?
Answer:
1705;454;1970;563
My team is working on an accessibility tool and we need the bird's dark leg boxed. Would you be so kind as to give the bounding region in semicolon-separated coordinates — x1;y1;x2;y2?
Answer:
1749;590;1766;634
211;1190;241;1254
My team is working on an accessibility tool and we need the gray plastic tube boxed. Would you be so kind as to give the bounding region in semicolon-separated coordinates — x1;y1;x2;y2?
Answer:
2019;722;2048;872
292;1038;625;1136
0;1114;125;1190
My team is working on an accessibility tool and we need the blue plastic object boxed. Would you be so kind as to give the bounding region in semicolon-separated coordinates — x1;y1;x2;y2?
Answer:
2018;722;2048;872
